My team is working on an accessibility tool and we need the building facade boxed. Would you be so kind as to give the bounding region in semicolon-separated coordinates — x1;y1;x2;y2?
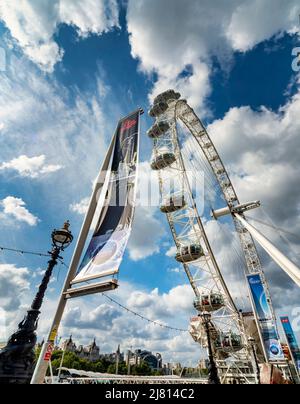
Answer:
126;349;163;370
61;337;125;364
62;336;100;362
60;339;163;370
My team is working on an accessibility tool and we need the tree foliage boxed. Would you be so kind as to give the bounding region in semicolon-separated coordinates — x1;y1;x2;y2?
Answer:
46;350;162;377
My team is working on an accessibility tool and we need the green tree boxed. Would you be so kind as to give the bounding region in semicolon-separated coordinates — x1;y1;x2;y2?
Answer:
118;363;128;375
47;350;119;376
51;351;63;361
131;362;152;376
107;364;116;374
107;362;128;375
51;359;62;374
152;369;164;376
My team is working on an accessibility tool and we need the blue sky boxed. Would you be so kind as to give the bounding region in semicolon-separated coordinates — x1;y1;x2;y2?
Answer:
0;0;300;365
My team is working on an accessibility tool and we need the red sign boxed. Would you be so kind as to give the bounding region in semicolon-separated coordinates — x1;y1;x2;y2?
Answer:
121;119;137;133
44;344;54;362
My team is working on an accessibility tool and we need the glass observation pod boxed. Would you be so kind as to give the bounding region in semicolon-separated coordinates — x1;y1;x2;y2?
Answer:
151;152;176;171
160;194;186;214
175;244;205;263
147;121;170;139
215;168;225;175
149;102;169;118
153;89;181;105
194;293;225;313
215;332;243;353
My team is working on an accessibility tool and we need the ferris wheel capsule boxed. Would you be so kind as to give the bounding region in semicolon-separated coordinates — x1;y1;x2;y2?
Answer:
149;102;169;118
175;244;205;263
151;152;176;171
203;142;212;149
194;293;225;313
153;89;181;105
147;121;170;139
215;332;243;353
216;168;225;175
209;155;219;162
160;194;186;213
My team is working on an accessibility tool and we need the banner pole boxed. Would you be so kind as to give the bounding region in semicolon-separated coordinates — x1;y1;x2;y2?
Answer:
31;134;116;384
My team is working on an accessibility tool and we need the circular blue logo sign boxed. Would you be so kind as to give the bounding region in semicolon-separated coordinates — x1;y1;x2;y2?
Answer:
270;344;280;356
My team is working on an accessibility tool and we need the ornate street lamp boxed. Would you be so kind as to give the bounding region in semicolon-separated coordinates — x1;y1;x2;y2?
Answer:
201;312;221;385
0;222;73;385
51;222;73;250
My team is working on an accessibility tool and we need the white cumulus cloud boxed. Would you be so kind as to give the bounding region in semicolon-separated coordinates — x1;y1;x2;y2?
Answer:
70;197;90;215
0;154;63;178
128;206;166;261
0;196;39;226
127;0;299;111
127;284;194;319
63;304;122;331
226;0;300;52
0;0;120;72
165;246;177;258
0;264;30;313
59;0;119;37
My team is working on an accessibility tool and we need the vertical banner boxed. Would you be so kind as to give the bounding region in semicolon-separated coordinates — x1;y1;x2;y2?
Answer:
281;316;300;371
73;110;141;284
247;274;284;362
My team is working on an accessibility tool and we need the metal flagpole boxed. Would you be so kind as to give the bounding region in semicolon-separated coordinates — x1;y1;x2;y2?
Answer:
31;135;116;385
57;348;66;382
234;214;300;287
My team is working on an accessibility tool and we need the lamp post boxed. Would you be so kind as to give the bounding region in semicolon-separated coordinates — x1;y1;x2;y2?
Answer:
127;349;132;376
0;222;73;384
201;313;221;385
115;345;121;376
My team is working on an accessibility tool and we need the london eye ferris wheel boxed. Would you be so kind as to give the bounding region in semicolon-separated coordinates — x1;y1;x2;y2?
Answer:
147;89;284;381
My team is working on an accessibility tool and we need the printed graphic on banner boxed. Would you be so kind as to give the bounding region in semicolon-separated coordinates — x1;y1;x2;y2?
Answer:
247;274;284;361
44;344;54;362
49;326;58;343
281;316;300;370
73;111;140;284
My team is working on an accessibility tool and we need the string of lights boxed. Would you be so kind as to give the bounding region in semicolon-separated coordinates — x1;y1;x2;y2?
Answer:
0;245;188;334
0;245;51;258
101;293;188;333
